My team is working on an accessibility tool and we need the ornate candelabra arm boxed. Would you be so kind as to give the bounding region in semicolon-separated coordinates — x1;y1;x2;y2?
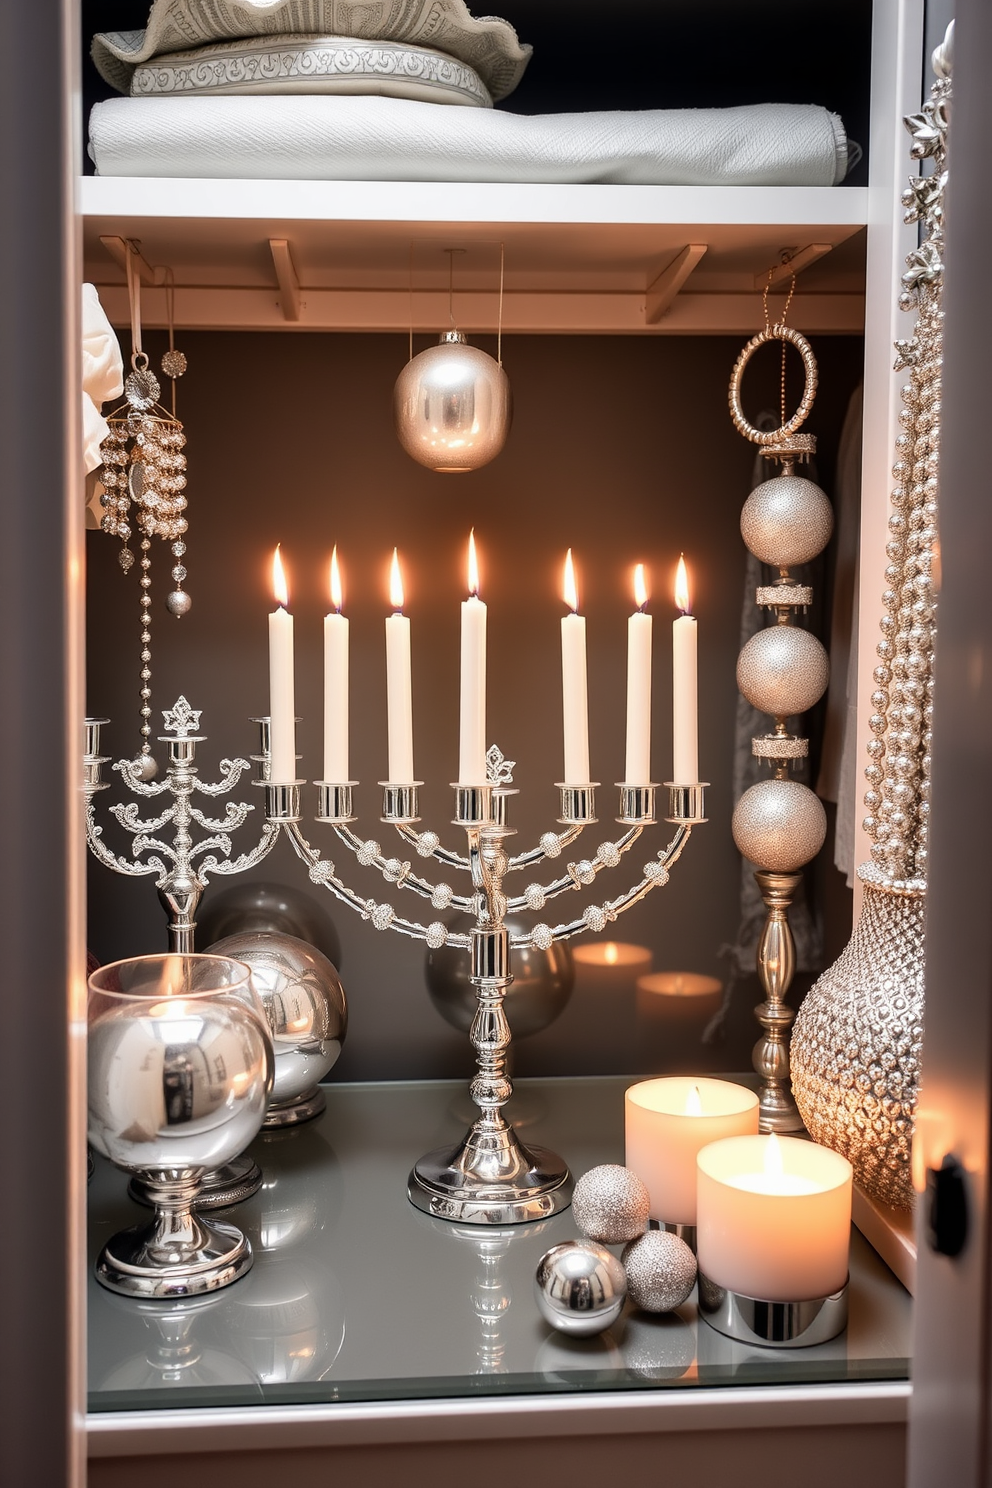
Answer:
109;801;176;834
188;800;254;832
503;826;644;914
192;758;253;797
114;759;172;797
197;820;282;878
331;824;476;913
393;820;586;875
84;804;163;879
512;823;693;949
277;814;470;948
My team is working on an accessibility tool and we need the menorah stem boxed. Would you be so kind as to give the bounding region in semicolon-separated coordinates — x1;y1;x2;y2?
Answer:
158;874;202;953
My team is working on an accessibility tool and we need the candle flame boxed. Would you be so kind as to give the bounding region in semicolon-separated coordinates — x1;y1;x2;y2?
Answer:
563;548;579;613
467;528;480;597
389;548;405;611
603;941;618;965
272;545;289;608
634;563;648;611
675;554;691;615
162;954;186;999
330;545;343;613
685;1083;702;1117
764;1132;784;1180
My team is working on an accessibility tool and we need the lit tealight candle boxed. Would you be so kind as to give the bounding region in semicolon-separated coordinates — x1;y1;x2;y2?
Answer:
697;1134;853;1302
268;545;296;782
574;940;652;970
625;1076;758;1226
637;971;722;999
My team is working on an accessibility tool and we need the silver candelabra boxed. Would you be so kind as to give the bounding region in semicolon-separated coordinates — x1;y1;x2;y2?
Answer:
86;703;706;1225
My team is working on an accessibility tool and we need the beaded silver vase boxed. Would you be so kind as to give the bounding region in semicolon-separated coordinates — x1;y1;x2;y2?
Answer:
792;37;950;1210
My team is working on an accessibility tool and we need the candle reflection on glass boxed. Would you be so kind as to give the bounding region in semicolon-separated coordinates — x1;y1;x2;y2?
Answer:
574;940;652;970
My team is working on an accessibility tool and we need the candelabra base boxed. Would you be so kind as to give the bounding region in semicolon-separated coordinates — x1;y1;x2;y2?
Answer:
129;1154;263;1211
96;1217;253;1300
262;1085;327;1129
408;1120;572;1225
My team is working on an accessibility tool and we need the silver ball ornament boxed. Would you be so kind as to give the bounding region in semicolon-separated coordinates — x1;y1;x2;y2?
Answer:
394;330;511;473
732;779;827;871
132;752;158;782
736;626;829;716
166;589;192;617
534;1241;627;1337
621;1231;696;1313
572;1164;649;1244
740;474;834;565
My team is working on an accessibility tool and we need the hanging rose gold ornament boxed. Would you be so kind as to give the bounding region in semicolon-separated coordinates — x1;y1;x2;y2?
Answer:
394;246;511;473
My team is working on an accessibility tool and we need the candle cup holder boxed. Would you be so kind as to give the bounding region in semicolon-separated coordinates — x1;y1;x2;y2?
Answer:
557;783;598;825
249;716;302;783
697;1273;849;1348
381;782;422;824
666;782;708;824
316;782;357;823
453;783;494;827
261;781;304;822
617;784;658;825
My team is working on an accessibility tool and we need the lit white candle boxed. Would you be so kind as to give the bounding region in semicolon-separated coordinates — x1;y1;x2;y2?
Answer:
268;545;296;782
672;554;698;785
625;563;652;784
697;1134;853;1301
624;1076;758;1225
385;548;414;783
323;545;349;782
561;549;590;784
458;530;487;785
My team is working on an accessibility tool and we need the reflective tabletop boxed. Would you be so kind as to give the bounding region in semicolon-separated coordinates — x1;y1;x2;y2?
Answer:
87;1076;912;1413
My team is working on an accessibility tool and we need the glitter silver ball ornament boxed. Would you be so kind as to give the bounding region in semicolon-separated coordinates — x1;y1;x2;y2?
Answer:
791;867;924;1211
534;1241;627;1337
621;1231;697;1313
166;589;192;616
736;626;829;716
740;474;834;566
161;349;187;379
394;330;511;473
572;1164;649;1244
732;779;827;871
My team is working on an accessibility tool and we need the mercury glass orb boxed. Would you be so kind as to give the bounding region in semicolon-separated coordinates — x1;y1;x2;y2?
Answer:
737;625;829;717
87;954;271;1298
207;931;347;1127
197;880;342;970
394;330;511;472
732;779;827;871
741;474;834;566
425;915;574;1038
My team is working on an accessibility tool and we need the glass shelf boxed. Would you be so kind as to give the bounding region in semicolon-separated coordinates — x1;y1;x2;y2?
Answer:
87;1076;911;1415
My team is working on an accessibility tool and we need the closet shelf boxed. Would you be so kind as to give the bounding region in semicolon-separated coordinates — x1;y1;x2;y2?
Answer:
81;178;868;334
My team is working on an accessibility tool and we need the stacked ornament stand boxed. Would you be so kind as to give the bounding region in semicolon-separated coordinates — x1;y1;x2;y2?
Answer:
728;315;832;1134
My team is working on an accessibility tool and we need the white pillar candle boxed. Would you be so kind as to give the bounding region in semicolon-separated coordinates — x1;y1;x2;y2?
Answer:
561;548;590;784
268;545;296;782
458;530;487;785
386;548;415;783
625;1076;758;1225
673;554;698;785
323;545;349;782
625;563;652;784
697;1134;853;1301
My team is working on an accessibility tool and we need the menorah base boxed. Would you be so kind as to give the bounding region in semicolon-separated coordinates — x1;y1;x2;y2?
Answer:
408;1121;572;1225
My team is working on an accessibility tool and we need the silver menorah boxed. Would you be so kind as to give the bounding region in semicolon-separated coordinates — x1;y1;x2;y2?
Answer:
86;701;706;1225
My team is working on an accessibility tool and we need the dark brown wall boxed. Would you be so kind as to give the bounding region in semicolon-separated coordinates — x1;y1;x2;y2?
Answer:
86;330;861;1079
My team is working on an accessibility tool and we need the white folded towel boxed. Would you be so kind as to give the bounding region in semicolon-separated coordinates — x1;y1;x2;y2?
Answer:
88;95;849;187
82;283;124;474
